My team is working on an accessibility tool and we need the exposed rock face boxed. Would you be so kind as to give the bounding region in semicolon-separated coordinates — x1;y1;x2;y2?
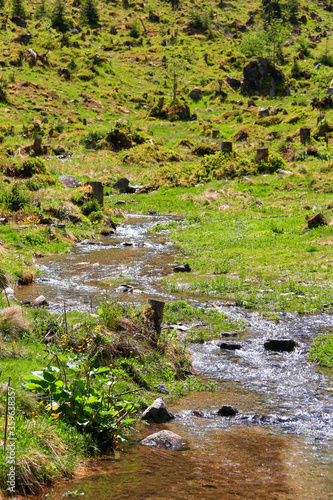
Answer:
141;430;185;449
307;212;328;229
141;398;174;423
264;339;298;352
241;57;289;97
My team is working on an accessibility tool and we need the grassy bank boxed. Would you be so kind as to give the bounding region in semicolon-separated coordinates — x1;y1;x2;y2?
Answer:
0;297;240;495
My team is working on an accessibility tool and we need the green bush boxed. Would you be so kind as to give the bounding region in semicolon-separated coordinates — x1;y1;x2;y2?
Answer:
82;198;101;215
1;183;31;212
129;19;141;38
88;210;103;222
81;130;105;149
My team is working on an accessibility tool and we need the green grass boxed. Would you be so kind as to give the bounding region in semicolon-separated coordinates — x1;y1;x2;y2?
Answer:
308;333;333;367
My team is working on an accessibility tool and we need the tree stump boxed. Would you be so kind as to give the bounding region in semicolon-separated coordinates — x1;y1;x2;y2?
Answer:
85;181;104;206
300;127;311;144
221;141;233;153
256;146;269;162
148;299;165;335
33;137;43;156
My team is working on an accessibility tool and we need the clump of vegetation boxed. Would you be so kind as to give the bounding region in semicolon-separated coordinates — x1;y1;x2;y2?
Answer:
0;183;31;212
0;306;28;340
2;158;46;178
308;333;333;367
81;198;101;216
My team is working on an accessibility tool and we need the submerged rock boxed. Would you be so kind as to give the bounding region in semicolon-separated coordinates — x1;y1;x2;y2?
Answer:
264;339;298;352
141;430;185;449
141;398;174;423
219;342;242;350
217;405;239;417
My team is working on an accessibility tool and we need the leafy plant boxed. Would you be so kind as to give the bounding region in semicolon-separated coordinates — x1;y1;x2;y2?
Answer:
24;352;138;448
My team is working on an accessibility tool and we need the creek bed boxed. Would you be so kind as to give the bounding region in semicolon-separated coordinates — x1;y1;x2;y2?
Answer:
23;215;333;499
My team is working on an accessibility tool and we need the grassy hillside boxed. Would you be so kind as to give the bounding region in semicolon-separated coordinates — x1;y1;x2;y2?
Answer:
1;0;333;494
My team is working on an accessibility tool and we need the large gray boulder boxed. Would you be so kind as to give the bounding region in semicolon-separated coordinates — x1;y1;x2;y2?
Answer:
58;175;81;188
241;57;290;97
141;398;174;423
141;430;185;450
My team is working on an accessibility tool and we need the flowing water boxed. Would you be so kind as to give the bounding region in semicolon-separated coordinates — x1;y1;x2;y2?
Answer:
23;215;333;499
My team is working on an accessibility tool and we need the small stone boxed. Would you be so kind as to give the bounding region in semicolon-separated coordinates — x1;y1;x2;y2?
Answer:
173;264;191;273
141;430;185;450
219;343;242;350
154;384;169;394
217;405;239;417
264;339;298;352
31;295;49;308
141;398;174;423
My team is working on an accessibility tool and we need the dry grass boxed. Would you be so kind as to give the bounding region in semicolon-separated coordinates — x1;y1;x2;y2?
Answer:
0;306;29;339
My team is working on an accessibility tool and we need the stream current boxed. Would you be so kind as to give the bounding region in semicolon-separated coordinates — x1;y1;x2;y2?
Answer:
22;215;333;499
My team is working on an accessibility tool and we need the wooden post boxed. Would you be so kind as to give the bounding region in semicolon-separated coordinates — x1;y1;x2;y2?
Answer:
300;127;311;144
148;299;165;336
256;146;269;162
221;141;233;153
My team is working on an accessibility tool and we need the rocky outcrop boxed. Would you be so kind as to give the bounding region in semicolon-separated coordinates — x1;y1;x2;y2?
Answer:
241;57;290;97
141;398;174;423
141;430;185;449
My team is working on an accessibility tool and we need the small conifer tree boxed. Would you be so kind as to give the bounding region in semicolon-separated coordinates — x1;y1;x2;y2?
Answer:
35;0;47;19
51;0;69;32
81;0;99;28
11;0;26;18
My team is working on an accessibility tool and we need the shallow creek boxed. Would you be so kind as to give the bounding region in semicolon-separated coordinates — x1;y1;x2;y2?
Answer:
24;215;333;499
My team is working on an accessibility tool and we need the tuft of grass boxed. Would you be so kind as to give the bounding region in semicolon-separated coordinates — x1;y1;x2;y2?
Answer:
308;333;333;367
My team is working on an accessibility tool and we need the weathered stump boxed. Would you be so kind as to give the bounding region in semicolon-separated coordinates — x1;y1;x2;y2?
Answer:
33;137;43;155
221;141;233;153
256;146;269;162
300;127;311;144
85;181;104;206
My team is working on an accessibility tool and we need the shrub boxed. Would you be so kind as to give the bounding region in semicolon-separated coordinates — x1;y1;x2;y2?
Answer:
82;198;101;215
10;0;26;18
2;158;46;178
88;210;103;222
129;19;141;38
51;0;69;32
81;0;100;27
2;183;31;211
81;130;105;149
